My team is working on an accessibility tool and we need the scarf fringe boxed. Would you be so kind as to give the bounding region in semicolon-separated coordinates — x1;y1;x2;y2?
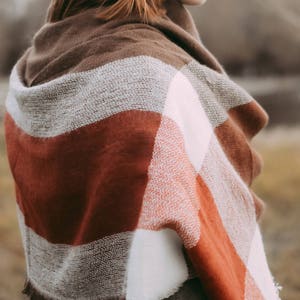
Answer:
22;279;50;300
273;276;283;297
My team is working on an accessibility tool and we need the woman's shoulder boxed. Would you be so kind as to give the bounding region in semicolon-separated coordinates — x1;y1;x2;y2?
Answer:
21;19;196;86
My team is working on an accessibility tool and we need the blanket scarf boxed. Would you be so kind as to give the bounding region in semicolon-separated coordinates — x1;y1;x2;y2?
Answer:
4;1;281;299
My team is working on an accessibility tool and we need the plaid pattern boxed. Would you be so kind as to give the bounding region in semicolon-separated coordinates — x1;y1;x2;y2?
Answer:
4;2;281;299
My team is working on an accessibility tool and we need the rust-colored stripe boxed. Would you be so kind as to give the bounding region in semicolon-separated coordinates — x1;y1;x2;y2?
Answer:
187;174;263;300
5;110;162;245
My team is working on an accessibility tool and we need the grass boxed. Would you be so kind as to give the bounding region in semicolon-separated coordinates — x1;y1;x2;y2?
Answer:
0;119;299;299
1;77;27;299
0;125;27;300
252;127;300;300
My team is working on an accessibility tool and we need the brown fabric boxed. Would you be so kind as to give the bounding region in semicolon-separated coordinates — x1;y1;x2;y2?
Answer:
20;0;224;87
228;101;269;140
215;117;254;186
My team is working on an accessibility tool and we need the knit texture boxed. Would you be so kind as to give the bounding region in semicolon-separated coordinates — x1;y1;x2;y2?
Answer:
4;1;281;299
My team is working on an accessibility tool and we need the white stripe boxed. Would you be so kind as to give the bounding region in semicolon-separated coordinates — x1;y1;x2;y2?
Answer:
133;70;211;253
6;56;176;138
126;229;188;300
199;135;257;262
164;70;213;173
245;225;281;300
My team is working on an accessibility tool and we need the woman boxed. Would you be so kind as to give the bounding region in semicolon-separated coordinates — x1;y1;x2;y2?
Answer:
4;0;281;299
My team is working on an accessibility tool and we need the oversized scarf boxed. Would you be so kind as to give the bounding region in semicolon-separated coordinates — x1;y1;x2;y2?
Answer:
4;1;281;299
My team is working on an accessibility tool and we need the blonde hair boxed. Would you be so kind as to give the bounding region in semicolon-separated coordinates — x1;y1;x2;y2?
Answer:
47;0;166;23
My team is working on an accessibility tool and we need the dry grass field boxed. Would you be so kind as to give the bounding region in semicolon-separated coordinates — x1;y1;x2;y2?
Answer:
0;126;27;300
0;82;299;299
252;128;300;300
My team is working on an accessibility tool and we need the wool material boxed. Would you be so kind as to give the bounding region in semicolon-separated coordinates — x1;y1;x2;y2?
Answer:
4;0;281;299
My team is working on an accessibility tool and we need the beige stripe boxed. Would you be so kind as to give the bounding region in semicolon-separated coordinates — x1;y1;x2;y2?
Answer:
199;135;257;262
245;225;281;300
7;56;255;138
16;204;132;299
6;56;176;138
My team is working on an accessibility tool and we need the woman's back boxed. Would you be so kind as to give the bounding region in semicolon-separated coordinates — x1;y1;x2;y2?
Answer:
4;1;281;299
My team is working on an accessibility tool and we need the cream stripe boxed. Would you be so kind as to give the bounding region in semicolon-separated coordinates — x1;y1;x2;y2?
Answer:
182;61;253;128
6;56;176;138
7;55;254;138
199;135;257;262
16;204;132;300
245;225;281;300
164;69;213;173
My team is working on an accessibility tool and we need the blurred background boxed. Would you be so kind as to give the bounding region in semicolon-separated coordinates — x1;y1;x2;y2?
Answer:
0;0;299;299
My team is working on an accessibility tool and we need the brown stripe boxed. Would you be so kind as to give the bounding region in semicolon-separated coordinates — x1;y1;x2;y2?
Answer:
215;117;254;186
19;16;191;86
17;3;223;86
228;101;269;140
5;110;161;245
250;190;266;222
216;102;268;186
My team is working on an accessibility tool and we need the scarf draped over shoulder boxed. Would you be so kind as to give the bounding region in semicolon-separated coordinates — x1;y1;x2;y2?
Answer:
4;1;281;299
